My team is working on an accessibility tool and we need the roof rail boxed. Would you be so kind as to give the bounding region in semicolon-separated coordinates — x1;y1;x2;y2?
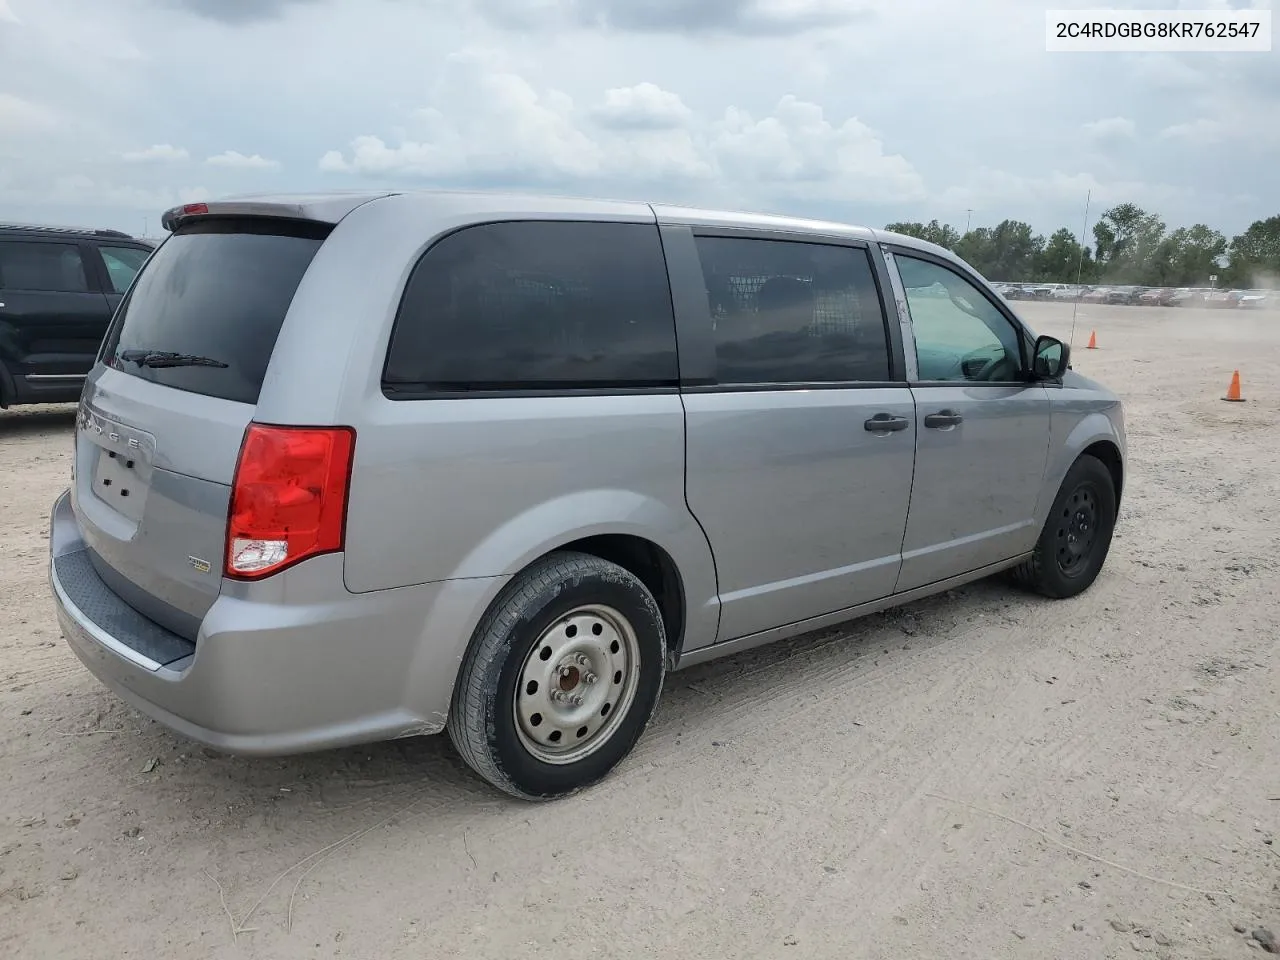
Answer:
0;222;135;240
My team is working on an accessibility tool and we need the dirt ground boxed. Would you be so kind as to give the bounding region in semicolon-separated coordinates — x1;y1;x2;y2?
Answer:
1;301;1277;960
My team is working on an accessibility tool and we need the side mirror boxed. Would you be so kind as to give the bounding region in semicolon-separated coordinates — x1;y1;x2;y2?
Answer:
1033;335;1070;380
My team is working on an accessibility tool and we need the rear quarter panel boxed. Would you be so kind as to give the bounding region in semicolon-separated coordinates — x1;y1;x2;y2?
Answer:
341;392;710;585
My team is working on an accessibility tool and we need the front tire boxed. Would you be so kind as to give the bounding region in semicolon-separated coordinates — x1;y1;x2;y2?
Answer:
447;551;667;800
1011;454;1117;599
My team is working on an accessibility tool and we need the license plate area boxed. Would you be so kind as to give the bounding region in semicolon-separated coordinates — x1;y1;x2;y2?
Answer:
90;447;150;522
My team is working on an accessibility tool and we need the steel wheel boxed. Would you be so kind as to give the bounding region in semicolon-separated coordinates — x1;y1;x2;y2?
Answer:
1010;454;1118;600
513;604;642;765
1055;481;1100;577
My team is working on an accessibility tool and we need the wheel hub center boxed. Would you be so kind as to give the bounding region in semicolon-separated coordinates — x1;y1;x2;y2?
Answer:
558;665;581;691
1069;509;1094;542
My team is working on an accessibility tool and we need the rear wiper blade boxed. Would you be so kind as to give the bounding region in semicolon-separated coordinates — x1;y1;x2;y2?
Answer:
118;350;229;369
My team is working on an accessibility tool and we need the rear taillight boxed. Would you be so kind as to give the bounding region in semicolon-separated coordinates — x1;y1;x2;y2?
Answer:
224;424;355;580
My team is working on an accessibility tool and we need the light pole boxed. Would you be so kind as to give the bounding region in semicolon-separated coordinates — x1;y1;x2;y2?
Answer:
965;209;974;233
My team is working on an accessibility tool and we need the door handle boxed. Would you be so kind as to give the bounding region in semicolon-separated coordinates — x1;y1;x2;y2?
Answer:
924;410;963;428
864;413;910;433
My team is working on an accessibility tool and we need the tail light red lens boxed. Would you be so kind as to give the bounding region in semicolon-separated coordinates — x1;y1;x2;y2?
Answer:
224;424;356;580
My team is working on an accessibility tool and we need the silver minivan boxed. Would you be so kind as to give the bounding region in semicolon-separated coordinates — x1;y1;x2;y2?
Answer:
49;191;1125;800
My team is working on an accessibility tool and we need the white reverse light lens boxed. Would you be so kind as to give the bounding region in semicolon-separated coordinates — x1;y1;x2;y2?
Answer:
229;538;288;574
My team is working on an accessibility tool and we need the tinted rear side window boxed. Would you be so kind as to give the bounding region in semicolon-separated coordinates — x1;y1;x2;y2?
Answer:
694;236;891;385
384;220;678;394
0;241;90;293
101;219;329;405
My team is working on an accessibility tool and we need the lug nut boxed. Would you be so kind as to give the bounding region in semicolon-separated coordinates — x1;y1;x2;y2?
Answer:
570;695;584;707
575;653;590;667
583;672;598;685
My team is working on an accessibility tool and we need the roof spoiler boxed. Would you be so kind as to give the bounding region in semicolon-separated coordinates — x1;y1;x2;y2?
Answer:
161;200;322;232
161;194;393;232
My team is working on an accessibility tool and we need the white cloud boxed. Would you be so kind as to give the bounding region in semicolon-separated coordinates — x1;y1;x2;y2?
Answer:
1082;116;1136;148
319;51;611;181
319;61;922;203
205;150;280;169
316;150;348;173
121;143;190;162
1160;119;1226;143
0;0;20;23
709;96;925;203
591;83;693;130
0;93;58;133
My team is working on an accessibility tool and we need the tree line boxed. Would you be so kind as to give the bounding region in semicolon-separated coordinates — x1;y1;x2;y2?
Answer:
885;206;1280;289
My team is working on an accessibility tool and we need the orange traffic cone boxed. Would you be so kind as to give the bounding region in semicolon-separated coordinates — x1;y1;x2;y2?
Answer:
1086;331;1098;349
1222;370;1245;402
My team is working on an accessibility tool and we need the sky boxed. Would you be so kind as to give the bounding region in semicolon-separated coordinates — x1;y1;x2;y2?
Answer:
0;0;1276;241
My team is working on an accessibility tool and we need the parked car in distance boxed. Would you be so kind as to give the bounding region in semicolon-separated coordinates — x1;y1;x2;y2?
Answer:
1103;286;1142;306
0;223;154;409
1238;291;1269;309
49;192;1126;800
1138;287;1174;306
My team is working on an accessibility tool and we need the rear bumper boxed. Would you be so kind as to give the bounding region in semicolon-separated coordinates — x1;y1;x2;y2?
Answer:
49;489;504;756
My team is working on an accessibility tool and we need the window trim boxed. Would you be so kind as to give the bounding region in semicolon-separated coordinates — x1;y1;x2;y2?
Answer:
673;224;906;392
80;241;113;295
383;384;682;401
884;244;1037;388
380;218;683;401
0;237;97;295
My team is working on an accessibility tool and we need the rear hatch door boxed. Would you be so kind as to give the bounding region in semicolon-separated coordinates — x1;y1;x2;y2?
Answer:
71;217;330;642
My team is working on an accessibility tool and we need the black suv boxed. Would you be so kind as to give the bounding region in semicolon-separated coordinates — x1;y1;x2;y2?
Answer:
0;223;153;408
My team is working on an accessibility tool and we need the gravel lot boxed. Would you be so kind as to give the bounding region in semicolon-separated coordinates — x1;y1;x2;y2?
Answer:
1;301;1277;959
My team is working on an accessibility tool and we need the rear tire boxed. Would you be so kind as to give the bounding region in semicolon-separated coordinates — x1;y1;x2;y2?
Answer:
447;551;667;801
1011;454;1117;599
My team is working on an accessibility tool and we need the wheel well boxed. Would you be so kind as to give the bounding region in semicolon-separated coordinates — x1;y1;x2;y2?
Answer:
1083;441;1123;507
555;535;685;661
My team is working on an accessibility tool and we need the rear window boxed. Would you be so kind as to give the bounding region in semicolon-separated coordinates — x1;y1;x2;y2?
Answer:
101;219;329;405
384;220;679;395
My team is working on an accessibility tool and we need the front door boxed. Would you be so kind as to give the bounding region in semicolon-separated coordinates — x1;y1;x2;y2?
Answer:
680;231;916;642
888;249;1051;592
